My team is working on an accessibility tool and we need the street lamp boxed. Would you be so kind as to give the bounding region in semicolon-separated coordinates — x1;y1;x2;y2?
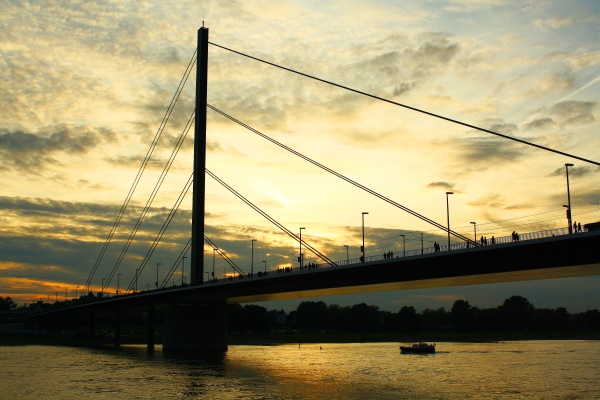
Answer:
262;260;267;273
251;239;257;276
362;212;368;262
446;192;454;250
213;248;218;281
344;245;349;265
117;274;121;296
181;256;186;286
299;227;305;270
565;163;574;234
399;234;405;258
470;222;477;245
75;286;79;298
135;268;139;292
102;278;105;294
156;262;161;290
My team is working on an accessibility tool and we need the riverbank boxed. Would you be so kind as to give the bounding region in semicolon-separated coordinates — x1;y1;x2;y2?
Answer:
2;329;598;347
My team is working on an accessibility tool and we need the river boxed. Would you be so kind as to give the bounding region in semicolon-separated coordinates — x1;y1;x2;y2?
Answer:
0;341;598;399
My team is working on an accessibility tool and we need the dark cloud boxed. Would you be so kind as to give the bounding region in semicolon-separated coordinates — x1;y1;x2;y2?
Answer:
0;126;117;171
549;101;597;127
426;181;454;191
547;165;596;178
524;117;555;131
457;136;526;167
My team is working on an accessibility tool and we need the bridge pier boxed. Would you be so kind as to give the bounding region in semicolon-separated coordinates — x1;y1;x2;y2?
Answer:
147;305;155;352
114;309;121;348
162;302;227;356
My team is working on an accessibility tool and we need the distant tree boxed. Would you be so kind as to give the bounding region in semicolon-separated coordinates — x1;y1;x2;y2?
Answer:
327;304;352;333
296;301;329;331
397;306;420;333
451;300;477;332
421;307;449;331
242;304;270;334
350;303;381;332
500;295;534;330
0;296;15;311
571;309;600;331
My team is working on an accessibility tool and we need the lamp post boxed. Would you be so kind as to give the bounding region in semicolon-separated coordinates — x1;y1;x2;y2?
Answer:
213;248;218;281
102;278;105;294
75;286;79;299
251;239;257;276
446;192;453;250
181;256;186;285
565;163;574;234
156;262;161;290
299;227;305;270
470;222;477;245
135;268;139;292
399;234;405;258
362;212;368;262
262;260;266;273
117;274;121;296
344;245;349;265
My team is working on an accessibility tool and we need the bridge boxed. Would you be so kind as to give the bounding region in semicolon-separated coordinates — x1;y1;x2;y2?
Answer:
31;27;600;355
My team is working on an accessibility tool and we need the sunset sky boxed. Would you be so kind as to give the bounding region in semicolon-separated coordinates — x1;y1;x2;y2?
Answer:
1;0;599;312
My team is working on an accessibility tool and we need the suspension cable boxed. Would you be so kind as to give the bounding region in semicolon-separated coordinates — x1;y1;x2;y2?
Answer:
125;172;194;293
207;104;474;245
83;50;198;295
206;168;338;267
208;42;599;167
109;109;195;293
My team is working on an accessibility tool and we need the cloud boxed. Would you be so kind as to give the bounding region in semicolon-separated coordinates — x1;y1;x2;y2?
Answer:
534;18;572;30
549;101;597;126
546;165;596;178
426;182;454;191
0;126;117;171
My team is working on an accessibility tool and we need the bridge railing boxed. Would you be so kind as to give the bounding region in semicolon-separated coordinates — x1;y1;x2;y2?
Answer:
313;226;574;269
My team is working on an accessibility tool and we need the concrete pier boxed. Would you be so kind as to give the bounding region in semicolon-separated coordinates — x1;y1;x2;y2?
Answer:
162;302;227;356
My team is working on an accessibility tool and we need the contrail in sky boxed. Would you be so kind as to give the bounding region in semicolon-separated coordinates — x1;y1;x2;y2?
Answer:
556;75;600;104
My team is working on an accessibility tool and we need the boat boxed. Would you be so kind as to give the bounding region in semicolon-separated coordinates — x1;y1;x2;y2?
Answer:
400;342;436;354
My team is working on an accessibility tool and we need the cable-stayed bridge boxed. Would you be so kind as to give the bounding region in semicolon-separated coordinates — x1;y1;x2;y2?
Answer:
31;27;600;355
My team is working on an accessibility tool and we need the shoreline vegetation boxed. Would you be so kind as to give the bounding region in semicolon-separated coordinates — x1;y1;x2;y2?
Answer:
1;329;598;348
2;295;598;347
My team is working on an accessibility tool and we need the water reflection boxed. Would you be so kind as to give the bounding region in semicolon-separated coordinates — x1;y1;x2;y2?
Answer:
1;342;598;399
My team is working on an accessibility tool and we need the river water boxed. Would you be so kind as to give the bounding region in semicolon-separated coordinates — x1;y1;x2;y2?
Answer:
0;341;598;399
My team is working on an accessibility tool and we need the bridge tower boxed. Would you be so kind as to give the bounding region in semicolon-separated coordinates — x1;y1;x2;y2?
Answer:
191;26;208;285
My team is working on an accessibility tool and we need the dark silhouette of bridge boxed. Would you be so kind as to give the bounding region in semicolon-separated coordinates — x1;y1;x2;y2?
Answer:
31;27;600;355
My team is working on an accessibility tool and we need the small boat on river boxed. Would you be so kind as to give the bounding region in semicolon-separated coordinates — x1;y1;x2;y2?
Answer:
400;342;436;354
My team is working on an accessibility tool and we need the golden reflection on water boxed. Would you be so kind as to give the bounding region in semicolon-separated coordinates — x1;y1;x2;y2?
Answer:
0;341;598;399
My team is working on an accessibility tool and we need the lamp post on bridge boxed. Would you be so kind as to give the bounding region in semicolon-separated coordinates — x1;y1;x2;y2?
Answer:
156;262;161;290
135;268;139;292
565;163;574;234
399;234;405;258
213;248;218;282
344;245;349;265
181;256;186;286
75;286;79;299
102;278;105;295
299;227;305;270
262;260;266;273
361;212;368;262
251;239;257;277
470;222;477;245
446;192;454;250
117;274;121;296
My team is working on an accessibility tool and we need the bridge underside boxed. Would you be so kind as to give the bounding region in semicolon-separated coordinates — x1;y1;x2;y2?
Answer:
219;232;600;304
226;264;599;304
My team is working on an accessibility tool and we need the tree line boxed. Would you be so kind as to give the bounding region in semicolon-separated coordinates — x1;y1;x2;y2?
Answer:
227;296;600;336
